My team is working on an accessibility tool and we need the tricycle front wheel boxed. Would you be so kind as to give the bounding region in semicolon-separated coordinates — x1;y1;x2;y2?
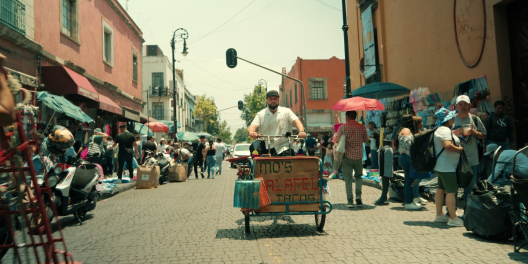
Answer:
315;207;326;232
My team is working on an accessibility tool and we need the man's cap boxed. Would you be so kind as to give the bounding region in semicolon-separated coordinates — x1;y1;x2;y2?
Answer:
266;90;279;98
456;95;471;105
161;138;165;141
307;133;311;137
484;143;499;156
94;128;102;133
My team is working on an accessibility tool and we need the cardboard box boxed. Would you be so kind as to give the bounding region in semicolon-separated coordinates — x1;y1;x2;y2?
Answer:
169;162;187;182
136;165;160;189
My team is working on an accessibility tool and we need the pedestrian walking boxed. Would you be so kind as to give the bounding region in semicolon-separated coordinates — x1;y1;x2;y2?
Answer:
335;111;369;208
214;138;226;175
110;124;138;184
324;142;333;173
452;95;487;212
192;136;206;179
204;139;216;179
432;107;465;227
134;135;142;160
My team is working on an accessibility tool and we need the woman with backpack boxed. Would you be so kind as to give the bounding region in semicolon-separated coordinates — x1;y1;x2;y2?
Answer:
392;115;425;210
432;107;465;227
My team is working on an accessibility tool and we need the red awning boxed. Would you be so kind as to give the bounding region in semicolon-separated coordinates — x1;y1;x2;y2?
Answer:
41;66;100;102
99;94;122;115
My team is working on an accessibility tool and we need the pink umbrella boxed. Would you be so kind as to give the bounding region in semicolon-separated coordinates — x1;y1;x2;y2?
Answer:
145;121;169;133
331;97;385;111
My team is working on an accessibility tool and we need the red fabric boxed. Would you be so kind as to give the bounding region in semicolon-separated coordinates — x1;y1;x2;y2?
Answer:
331;97;385;111
335;120;368;160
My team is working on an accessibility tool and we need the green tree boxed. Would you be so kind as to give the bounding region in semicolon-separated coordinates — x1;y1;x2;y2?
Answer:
233;127;250;143
193;95;218;132
218;120;232;144
241;85;267;127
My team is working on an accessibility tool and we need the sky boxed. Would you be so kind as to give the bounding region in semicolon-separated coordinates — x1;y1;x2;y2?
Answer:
117;0;346;135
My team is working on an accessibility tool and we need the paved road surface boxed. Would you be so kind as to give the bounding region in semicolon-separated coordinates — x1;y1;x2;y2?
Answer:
3;160;527;263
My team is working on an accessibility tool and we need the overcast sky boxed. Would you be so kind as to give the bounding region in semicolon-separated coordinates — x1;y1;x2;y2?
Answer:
118;0;346;135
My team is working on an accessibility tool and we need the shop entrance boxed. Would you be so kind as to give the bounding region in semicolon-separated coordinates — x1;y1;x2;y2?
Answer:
507;0;528;147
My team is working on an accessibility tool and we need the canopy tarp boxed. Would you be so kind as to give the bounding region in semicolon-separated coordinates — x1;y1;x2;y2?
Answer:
36;91;94;123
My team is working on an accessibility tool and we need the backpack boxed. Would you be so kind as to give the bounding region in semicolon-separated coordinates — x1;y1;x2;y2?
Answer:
410;128;445;173
87;135;105;158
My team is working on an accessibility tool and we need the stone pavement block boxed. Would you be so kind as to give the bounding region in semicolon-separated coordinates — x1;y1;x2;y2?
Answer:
3;161;527;263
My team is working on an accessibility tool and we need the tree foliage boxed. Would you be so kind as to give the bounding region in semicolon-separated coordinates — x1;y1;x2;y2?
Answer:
218;120;232;144
193;95;218;133
241;85;267;127
233;127;250;143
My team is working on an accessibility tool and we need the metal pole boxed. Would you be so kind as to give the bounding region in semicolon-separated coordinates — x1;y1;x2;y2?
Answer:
341;0;352;98
170;28;189;142
147;86;150;125
237;56;307;130
171;37;178;141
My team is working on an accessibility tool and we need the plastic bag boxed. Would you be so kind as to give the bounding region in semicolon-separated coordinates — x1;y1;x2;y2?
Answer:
464;185;512;239
255;177;271;208
233;180;260;209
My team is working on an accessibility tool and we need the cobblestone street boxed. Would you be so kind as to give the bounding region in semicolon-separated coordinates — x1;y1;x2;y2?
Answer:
5;161;528;263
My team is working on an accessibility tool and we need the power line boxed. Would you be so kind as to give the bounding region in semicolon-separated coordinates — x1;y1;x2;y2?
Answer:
315;0;341;11
183;57;249;89
189;0;257;44
212;0;279;35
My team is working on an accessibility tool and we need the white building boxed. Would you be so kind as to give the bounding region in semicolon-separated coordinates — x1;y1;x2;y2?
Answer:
142;45;190;133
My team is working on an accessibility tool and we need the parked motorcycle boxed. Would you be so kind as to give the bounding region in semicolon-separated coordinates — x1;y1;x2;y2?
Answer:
143;150;170;185
43;156;103;225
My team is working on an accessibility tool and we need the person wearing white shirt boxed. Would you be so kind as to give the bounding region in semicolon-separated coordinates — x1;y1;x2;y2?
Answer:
247;90;306;156
214;138;226;175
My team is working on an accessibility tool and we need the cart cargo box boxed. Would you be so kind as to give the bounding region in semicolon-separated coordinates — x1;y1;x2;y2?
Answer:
137;165;160;189
169;162;187;182
254;156;320;213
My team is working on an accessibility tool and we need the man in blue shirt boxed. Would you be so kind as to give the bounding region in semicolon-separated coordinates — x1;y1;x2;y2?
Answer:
305;134;317;156
485;144;528;182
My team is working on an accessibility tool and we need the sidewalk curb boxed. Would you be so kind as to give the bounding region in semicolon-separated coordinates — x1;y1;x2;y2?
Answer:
98;182;136;201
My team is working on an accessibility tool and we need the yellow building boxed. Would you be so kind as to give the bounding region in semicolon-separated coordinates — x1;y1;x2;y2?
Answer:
347;0;527;147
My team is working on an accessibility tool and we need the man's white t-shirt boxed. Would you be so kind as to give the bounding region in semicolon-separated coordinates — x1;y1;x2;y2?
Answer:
433;126;461;172
251;106;299;153
214;142;226;158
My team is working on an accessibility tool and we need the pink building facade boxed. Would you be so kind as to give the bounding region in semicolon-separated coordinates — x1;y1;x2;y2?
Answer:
34;0;144;131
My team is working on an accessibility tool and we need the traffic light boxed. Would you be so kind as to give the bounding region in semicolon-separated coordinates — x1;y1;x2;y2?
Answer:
237;100;244;110
226;48;237;68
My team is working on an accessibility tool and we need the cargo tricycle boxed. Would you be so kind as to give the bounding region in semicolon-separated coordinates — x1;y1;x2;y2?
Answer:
229;135;332;233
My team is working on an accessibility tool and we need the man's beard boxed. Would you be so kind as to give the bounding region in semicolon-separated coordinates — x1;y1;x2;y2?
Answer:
268;103;278;110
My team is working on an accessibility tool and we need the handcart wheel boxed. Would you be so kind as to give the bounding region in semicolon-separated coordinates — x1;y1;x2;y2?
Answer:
315;206;326;232
244;213;250;233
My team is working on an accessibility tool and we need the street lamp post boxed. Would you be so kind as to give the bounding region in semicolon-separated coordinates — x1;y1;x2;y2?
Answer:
258;79;267;92
170;28;189;141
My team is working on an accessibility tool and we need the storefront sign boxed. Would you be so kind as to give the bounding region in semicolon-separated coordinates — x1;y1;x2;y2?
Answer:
123;108;140;122
361;5;376;79
254;157;320;213
78;87;99;101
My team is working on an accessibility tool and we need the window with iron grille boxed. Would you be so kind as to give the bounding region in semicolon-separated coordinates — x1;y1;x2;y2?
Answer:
151;73;164;96
0;0;27;35
309;80;325;100
152;102;164;120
